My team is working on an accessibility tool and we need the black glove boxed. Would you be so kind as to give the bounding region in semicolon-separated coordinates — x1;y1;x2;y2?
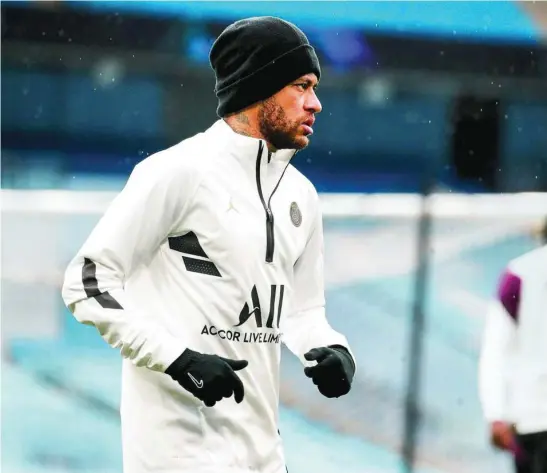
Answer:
304;345;355;398
165;348;248;406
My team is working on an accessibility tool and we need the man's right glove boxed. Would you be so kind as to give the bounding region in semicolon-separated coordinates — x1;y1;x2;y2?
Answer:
165;348;248;407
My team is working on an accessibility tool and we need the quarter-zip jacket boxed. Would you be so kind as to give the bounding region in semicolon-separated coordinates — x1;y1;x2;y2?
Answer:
62;119;354;473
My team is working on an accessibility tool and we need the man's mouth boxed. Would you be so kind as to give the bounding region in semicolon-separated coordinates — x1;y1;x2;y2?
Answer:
301;117;315;135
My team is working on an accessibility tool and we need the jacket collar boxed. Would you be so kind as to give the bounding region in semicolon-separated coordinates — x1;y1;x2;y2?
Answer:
209;119;296;164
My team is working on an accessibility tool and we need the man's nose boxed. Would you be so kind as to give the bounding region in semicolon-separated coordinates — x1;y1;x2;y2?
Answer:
305;89;322;114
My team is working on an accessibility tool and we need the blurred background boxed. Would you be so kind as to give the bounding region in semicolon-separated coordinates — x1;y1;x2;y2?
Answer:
1;1;547;473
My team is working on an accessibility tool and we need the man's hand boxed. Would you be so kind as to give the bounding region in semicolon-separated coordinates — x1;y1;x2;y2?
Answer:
490;421;515;451
304;345;355;398
166;349;248;406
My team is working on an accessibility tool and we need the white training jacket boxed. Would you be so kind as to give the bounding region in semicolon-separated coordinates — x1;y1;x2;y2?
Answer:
62;119;353;473
478;244;547;435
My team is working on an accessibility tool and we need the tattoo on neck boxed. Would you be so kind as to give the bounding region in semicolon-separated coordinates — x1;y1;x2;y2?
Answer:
235;113;250;125
225;113;261;139
231;113;253;137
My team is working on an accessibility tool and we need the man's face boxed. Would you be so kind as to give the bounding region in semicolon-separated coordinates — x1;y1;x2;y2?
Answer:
257;73;322;151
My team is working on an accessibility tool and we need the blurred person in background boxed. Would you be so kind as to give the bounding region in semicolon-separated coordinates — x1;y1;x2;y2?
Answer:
479;217;547;473
61;16;355;473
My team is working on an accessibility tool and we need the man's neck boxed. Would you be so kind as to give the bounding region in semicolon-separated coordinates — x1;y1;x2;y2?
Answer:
223;113;276;152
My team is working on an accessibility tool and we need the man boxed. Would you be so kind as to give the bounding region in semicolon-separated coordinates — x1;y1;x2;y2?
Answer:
478;218;547;473
62;16;356;473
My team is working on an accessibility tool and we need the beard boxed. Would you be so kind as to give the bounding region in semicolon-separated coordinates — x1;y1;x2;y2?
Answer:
257;97;310;151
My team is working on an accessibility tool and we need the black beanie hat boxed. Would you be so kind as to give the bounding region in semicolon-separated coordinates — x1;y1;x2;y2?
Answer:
209;16;321;117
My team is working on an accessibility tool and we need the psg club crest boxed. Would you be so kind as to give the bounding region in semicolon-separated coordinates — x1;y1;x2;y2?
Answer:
290;202;302;227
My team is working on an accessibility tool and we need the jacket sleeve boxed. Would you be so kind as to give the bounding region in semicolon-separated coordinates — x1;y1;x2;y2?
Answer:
61;153;200;373
281;190;355;366
478;269;520;423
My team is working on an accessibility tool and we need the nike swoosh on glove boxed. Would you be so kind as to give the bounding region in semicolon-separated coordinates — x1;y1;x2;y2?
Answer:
304;345;355;398
165;348;248;406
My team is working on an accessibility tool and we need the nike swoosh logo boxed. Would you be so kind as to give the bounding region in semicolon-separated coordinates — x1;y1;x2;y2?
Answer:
188;373;203;389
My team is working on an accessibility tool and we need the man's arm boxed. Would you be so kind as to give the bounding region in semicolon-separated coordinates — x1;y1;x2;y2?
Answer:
62;154;199;373
281;192;353;360
478;269;521;449
281;191;355;397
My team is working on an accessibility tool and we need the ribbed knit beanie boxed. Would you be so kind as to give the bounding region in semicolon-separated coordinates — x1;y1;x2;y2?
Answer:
209;16;321;117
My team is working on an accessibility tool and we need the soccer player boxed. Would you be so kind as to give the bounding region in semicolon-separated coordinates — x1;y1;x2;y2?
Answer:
62;16;356;473
478;218;547;473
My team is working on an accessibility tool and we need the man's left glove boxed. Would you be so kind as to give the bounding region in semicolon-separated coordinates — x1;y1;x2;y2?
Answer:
304;345;355;398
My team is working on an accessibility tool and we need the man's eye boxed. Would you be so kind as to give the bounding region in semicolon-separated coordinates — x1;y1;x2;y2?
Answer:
295;83;307;90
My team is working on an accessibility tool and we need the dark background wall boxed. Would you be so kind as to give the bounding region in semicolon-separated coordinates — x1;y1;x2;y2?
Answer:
2;1;546;193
